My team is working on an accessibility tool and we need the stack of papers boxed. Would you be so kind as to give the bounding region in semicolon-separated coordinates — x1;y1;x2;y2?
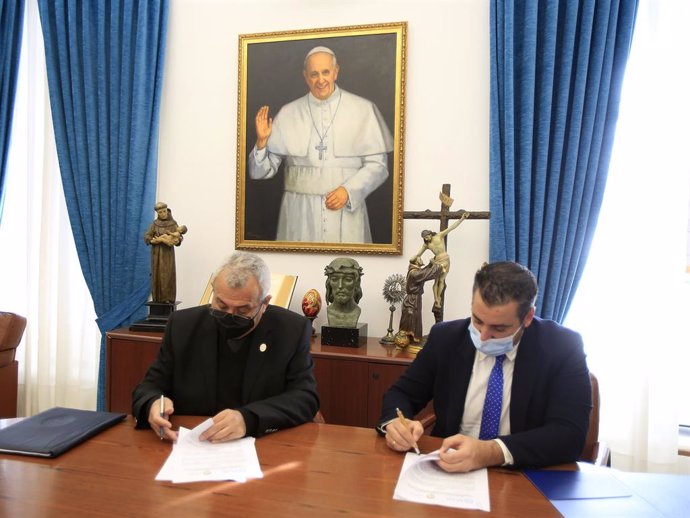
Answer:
155;418;263;483
393;450;491;511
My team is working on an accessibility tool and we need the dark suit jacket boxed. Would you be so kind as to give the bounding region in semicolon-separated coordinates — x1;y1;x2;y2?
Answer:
132;304;319;437
378;317;591;467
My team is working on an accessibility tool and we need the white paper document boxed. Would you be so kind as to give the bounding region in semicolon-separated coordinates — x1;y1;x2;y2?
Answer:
155;418;263;483
393;450;491;512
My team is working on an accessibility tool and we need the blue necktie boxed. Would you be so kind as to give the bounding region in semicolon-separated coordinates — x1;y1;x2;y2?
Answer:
479;354;506;440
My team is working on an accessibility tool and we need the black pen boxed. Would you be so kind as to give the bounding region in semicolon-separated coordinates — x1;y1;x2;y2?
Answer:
158;395;165;440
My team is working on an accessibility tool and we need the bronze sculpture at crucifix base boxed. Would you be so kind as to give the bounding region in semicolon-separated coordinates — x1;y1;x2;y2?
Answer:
394;257;442;352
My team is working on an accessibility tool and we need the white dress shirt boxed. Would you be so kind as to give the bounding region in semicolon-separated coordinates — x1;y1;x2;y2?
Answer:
461;344;520;464
380;343;520;465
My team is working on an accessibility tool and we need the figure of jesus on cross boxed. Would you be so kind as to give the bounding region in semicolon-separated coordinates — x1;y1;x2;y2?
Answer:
403;184;490;323
410;211;470;313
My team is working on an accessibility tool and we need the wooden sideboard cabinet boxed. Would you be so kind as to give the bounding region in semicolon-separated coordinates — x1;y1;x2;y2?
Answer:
105;328;163;414
310;339;423;427
106;328;424;427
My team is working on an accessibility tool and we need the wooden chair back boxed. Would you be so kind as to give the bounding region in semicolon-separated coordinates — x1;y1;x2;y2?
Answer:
579;372;610;465
0;312;26;367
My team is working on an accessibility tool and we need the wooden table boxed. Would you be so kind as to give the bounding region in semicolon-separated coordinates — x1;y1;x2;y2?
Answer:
0;417;559;517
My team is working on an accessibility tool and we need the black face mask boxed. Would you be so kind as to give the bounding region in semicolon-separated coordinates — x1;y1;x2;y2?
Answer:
209;307;259;339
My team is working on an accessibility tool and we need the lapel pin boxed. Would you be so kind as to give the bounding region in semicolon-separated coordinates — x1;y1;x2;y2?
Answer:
259;343;267;353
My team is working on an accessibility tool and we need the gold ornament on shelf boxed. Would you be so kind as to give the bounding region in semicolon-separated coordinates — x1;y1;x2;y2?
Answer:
380;273;406;345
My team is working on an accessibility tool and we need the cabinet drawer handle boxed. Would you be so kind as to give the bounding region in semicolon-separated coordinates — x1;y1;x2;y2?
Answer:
372;372;380;380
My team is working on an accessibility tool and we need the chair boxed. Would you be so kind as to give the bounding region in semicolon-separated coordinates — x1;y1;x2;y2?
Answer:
420;412;437;435
580;372;611;466
0;312;27;418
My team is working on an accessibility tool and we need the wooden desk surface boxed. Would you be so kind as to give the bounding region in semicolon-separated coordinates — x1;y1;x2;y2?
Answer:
0;417;559;517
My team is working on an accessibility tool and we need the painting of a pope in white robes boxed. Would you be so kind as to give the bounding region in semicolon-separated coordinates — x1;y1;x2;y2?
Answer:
237;24;405;253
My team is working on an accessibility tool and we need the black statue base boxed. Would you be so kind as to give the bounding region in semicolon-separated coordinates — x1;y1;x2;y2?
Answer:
129;301;180;332
306;316;317;336
321;323;368;348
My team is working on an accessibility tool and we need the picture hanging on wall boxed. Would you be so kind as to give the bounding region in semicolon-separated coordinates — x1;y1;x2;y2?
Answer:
236;21;407;255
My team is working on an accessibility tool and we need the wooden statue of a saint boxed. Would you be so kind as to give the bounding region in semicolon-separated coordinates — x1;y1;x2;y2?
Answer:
144;202;187;303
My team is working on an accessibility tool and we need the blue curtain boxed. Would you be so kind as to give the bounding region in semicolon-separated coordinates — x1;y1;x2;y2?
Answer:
38;0;169;409
489;0;638;322
0;0;25;223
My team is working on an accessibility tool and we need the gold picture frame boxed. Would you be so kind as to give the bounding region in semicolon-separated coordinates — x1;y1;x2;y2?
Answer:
199;273;298;309
236;22;407;255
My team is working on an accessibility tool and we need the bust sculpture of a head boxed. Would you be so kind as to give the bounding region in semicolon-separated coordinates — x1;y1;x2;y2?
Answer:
324;257;363;328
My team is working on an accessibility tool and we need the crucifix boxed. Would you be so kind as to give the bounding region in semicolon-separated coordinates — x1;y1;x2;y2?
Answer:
315;141;327;160
403;183;490;323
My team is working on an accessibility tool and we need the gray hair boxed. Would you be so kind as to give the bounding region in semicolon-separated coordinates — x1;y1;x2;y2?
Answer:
304;46;337;69
213;251;271;301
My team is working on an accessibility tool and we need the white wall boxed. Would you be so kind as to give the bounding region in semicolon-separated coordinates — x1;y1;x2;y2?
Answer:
156;0;490;338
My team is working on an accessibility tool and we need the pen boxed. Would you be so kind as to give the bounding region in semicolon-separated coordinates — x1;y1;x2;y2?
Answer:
159;395;165;440
396;407;420;455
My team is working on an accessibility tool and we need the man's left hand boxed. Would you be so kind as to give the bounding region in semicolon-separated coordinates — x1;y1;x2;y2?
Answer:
325;187;349;210
199;409;247;442
436;434;505;473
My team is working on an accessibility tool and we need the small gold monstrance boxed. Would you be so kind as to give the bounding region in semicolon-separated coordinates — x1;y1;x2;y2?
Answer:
380;274;406;345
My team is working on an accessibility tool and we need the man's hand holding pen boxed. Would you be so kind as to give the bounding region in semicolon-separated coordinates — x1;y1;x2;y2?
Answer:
149;396;176;441
385;409;423;455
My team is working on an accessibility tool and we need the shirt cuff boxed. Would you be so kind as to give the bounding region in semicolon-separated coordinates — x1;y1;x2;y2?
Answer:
254;146;267;161
494;438;514;466
375;417;397;435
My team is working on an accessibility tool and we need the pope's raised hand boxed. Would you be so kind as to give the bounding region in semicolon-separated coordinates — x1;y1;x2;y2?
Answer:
255;105;273;149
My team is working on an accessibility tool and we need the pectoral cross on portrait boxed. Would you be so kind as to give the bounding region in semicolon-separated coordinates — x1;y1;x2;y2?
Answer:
315;140;327;160
403;183;490;322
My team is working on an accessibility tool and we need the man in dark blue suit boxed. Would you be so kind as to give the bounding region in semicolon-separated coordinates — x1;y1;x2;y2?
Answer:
377;262;591;472
133;251;319;442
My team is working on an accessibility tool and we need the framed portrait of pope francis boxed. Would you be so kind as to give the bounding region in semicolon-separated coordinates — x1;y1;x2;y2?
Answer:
235;22;406;255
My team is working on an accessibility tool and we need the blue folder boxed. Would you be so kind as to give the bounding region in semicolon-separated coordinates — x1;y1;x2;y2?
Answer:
524;469;632;500
525;468;690;518
0;407;126;458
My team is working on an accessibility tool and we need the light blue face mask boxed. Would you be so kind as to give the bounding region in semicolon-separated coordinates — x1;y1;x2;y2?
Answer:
468;320;522;356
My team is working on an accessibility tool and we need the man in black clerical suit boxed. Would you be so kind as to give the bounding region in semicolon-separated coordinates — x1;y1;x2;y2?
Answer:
132;251;319;441
377;261;591;472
